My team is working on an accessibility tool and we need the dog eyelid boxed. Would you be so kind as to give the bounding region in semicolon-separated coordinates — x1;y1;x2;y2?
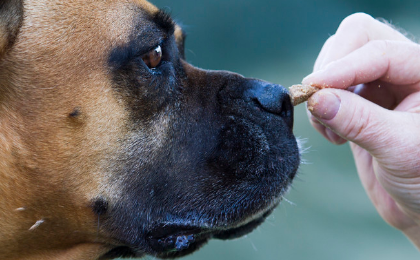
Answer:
142;45;162;69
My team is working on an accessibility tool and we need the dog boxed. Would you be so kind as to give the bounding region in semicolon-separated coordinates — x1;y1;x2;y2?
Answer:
0;0;300;259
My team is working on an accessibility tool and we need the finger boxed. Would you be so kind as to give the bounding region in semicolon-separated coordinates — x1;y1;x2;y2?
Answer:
394;91;420;113
317;13;411;70
313;35;336;71
306;105;347;144
307;88;419;157
303;40;420;90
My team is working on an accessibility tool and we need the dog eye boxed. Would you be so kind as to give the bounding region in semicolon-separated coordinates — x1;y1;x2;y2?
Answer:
142;45;162;69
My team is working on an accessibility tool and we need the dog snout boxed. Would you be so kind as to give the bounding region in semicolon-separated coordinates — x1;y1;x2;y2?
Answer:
245;80;294;128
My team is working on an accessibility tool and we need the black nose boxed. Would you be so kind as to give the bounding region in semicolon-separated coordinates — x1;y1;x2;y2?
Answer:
245;80;294;128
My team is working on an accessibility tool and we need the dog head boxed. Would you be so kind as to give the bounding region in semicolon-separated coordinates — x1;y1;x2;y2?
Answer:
0;0;300;259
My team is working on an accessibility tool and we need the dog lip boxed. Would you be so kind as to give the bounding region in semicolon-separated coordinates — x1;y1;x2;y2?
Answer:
145;200;280;257
145;225;212;258
144;215;271;258
146;225;209;250
214;206;275;240
147;224;204;239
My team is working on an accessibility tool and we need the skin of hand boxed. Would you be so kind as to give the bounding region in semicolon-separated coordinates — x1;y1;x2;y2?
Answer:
303;13;420;248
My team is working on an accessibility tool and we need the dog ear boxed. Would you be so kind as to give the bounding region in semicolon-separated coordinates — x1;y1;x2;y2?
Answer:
0;0;24;57
174;25;186;59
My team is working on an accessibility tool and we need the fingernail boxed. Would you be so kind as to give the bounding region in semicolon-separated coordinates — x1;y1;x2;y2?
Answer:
308;90;340;120
302;69;326;85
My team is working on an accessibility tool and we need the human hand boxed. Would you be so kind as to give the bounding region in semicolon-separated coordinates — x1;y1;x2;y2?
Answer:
303;13;420;247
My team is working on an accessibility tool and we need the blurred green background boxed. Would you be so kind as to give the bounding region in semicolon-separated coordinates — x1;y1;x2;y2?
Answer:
130;0;420;259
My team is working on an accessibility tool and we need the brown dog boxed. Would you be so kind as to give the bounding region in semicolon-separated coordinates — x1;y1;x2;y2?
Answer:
0;0;300;259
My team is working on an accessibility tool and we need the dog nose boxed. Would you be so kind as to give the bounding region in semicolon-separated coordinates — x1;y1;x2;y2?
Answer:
245;80;294;128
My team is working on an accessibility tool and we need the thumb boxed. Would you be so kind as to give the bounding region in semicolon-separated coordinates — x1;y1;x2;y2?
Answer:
307;88;408;156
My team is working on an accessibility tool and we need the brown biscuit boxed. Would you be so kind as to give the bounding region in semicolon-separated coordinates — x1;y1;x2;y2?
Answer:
289;84;321;106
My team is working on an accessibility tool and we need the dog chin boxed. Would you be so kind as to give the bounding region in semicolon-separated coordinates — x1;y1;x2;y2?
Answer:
153;205;279;259
105;199;281;259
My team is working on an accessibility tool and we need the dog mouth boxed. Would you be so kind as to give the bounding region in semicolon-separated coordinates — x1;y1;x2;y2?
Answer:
143;205;276;258
145;225;209;258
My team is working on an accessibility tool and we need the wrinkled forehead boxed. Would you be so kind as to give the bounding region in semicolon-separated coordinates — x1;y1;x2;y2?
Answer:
98;0;162;47
18;0;175;73
70;0;179;55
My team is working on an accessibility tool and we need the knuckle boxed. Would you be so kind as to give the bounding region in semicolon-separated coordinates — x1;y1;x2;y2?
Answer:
338;12;374;33
342;105;375;142
367;39;389;51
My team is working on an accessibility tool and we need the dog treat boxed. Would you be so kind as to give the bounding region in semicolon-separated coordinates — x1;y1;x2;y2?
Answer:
289;84;321;106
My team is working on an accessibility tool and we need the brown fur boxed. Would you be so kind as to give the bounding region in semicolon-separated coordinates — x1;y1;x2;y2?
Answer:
0;0;164;259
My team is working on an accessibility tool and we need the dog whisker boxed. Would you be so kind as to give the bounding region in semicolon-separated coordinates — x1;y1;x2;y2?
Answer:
29;219;45;231
294;136;312;168
296;137;312;155
187;49;196;58
96;215;100;242
282;197;296;206
247;236;258;252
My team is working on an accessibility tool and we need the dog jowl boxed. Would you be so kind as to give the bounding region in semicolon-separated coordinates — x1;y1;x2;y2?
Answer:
0;0;300;259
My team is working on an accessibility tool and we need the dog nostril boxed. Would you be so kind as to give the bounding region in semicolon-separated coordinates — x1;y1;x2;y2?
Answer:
247;82;294;128
280;99;293;119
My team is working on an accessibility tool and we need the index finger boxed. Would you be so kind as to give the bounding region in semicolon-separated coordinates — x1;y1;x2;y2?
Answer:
303;40;420;90
314;13;411;72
